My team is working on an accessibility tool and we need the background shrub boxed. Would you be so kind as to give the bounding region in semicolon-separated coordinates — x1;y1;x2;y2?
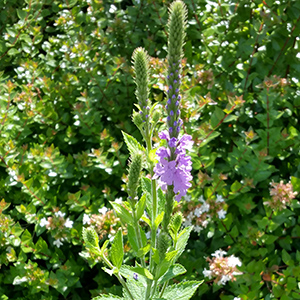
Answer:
0;0;300;299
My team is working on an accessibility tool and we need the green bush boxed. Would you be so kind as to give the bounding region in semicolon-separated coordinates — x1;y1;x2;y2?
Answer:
0;0;300;299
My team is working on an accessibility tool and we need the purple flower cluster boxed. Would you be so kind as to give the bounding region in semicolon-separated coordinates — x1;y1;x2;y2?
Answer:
153;130;193;202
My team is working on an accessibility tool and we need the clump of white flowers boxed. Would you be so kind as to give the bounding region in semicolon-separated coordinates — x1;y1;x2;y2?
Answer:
178;194;227;234
203;249;242;285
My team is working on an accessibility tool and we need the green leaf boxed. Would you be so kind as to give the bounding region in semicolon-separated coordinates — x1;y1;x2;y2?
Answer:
111;202;134;226
162;281;203;300
137;243;151;257
124;278;146;299
17;9;27;21
127;225;139;253
174;226;193;261
93;295;123;299
136;194;146;220
282;249;293;266
120;265;147;284
7;48;20;56
21;229;35;253
211;107;225;128
155;250;178;279
122;131;145;157
155;211;164;228
111;229;123;269
127;266;153;280
158;264;187;284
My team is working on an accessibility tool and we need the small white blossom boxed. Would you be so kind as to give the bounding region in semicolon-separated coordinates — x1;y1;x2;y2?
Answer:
217;209;226;219
228;255;242;267
55;211;65;218
198;195;205;203
183;217;192;227
200;202;210;213
218;274;231;285
98;207;108;215
115;197;123;204
194;225;203;233
194;207;202;217
64;218;73;228
184;195;192;202
233;298;241;300
40;217;49;227
216;194;224;203
212;249;227;258
203;268;212;279
202;219;209;228
53;239;63;248
83;214;91;225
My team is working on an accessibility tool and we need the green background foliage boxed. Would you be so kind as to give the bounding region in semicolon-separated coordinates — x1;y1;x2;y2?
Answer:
0;0;300;299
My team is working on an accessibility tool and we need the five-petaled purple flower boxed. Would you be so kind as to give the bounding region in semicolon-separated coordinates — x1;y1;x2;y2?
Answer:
153;130;193;202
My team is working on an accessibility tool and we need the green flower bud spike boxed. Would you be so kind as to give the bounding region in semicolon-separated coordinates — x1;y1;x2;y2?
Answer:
168;211;183;239
132;47;151;125
82;227;100;251
166;0;187;139
157;232;171;262
127;152;143;200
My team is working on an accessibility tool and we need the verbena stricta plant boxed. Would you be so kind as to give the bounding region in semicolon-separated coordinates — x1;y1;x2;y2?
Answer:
82;1;202;299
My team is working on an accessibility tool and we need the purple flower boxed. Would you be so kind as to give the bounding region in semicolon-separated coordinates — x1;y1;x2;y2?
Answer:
154;131;194;202
175;88;179;93
133;273;138;280
167;98;171;104
174;79;177;84
158;130;169;140
172;94;176;99
169;137;177;147
175;100;179;106
170;110;174;116
178;95;181;100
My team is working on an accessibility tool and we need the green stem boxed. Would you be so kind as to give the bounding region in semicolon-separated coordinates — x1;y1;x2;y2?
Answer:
145;132;158;300
101;253;135;300
132;208;146;268
159;233;178;298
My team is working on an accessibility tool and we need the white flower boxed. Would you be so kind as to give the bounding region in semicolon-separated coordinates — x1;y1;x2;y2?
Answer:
53;239;63;248
184;195;192;202
200;202;210;213
40;217;49;227
212;249;227;258
194;207;202;217
64;218;73;228
228;255;242;267
194;225;203;233
216;194;224;203
198;195;205;203
217;209;226;219
203;268;212;279
83;214;91;225
218;274;231;285
98;207;108;215
202;219;209;228
55;211;65;218
183;217;192;227
115;197;122;204
233;298;241;300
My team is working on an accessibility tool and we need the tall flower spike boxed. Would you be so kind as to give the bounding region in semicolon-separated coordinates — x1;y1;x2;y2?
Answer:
132;47;151;124
166;0;187;139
